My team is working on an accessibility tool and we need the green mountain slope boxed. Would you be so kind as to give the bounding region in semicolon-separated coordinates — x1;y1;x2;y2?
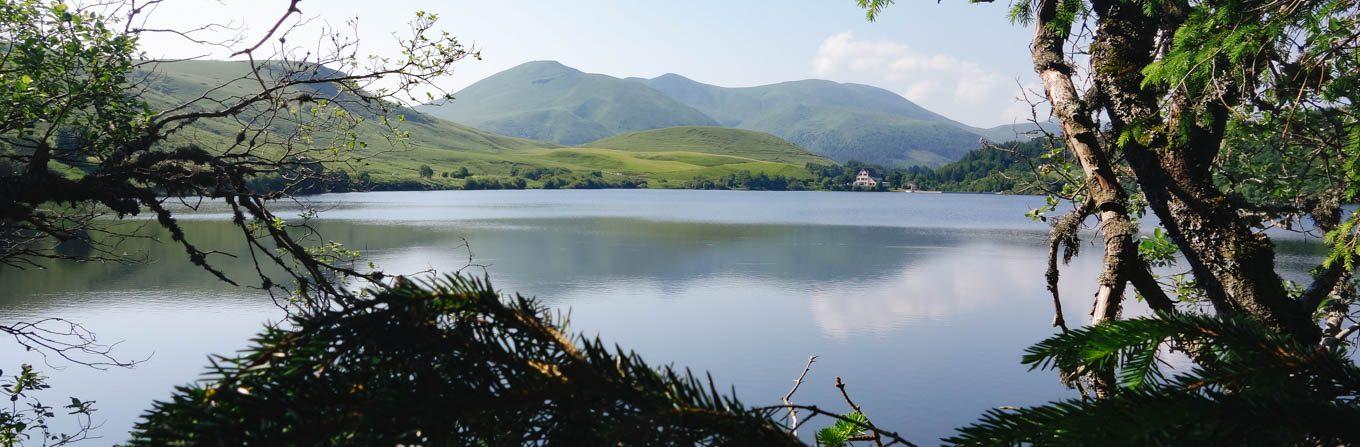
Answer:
638;73;988;167
976;121;1062;143
533;126;830;188
408;61;1052;169
586;126;831;166
415;61;716;145
135;60;562;183
136;61;814;189
644;74;961;125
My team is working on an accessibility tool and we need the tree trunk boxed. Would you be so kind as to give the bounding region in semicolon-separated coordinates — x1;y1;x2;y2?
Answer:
1086;0;1320;343
1031;0;1146;397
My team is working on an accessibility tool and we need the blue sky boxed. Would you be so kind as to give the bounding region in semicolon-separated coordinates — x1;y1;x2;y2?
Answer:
139;0;1041;127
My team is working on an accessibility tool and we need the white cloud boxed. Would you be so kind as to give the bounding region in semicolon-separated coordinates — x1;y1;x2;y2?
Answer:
813;31;1037;127
901;81;938;102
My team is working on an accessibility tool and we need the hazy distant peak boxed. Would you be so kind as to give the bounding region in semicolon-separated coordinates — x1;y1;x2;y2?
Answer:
839;82;901;94
651;73;699;83
508;60;580;74
770;78;842;88
414;60;716;145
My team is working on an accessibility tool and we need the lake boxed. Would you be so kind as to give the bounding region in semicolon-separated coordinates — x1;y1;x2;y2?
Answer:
0;190;1327;444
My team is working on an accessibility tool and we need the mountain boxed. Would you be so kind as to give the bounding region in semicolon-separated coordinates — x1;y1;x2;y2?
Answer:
976;121;1063;143
139;60;1049;190
415;61;716;145
642;74;963;126
134;60;816;188
418;61;1049;168
135;60;559;182
638;73;994;167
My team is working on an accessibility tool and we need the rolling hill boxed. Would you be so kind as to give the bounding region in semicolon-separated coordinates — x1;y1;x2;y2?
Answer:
414;61;716;145
133;60;823;189
976;121;1062;143
638;73;999;167
568;126;832;187
410;60;1053;167
587;126;830;166
134;60;567;184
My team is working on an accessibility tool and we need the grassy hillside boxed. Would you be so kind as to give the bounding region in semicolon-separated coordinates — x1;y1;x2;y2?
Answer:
135;61;818;190
738;105;982;167
587;126;831;166
571;126;831;187
400;60;1048;169
638;73;988;167
135;60;562;184
415;61;716;145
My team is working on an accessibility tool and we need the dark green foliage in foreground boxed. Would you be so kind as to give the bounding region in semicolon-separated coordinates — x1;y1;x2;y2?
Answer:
122;277;1360;446
815;411;869;447
949;313;1360;446
127;276;798;446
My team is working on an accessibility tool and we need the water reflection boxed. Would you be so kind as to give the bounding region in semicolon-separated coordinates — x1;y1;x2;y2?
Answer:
0;190;1328;443
813;239;1045;337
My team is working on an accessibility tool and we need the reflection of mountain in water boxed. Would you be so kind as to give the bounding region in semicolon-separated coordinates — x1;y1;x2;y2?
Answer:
3;213;1327;330
366;218;1049;295
0;192;1336;446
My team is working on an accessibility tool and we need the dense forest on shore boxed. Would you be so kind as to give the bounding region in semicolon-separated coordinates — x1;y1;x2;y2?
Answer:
802;138;1057;193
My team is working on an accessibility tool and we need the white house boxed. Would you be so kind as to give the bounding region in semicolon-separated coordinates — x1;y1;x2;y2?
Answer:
851;169;879;188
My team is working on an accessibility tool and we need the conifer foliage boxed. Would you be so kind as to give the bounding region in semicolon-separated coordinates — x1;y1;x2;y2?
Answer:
127;276;799;446
950;313;1360;445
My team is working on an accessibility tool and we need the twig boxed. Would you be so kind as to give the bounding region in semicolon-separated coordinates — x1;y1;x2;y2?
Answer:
1326;324;1360;346
231;0;302;57
782;355;817;436
755;404;919;447
835;376;885;447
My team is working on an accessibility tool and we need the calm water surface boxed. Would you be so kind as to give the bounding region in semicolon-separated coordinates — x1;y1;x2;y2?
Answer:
0;190;1325;443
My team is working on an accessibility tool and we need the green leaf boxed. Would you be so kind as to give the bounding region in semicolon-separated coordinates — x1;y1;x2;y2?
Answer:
815;411;868;447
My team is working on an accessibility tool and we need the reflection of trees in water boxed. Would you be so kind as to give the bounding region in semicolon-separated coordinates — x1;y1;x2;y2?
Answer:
417;218;1042;286
0;220;443;304
3;217;989;306
4;216;1326;323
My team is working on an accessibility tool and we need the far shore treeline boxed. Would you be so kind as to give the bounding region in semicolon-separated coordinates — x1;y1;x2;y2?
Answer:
245;137;1060;195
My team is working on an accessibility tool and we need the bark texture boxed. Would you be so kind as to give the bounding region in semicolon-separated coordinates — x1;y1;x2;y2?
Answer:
1031;0;1142;396
1085;0;1320;342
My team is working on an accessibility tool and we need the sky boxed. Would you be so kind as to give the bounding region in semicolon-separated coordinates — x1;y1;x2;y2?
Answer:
135;0;1043;128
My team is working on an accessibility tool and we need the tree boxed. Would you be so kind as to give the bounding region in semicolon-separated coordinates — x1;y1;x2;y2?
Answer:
418;164;435;178
2;1;472;441
950;313;1360;445
2;364;97;446
859;0;1360;403
1;0;473;311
